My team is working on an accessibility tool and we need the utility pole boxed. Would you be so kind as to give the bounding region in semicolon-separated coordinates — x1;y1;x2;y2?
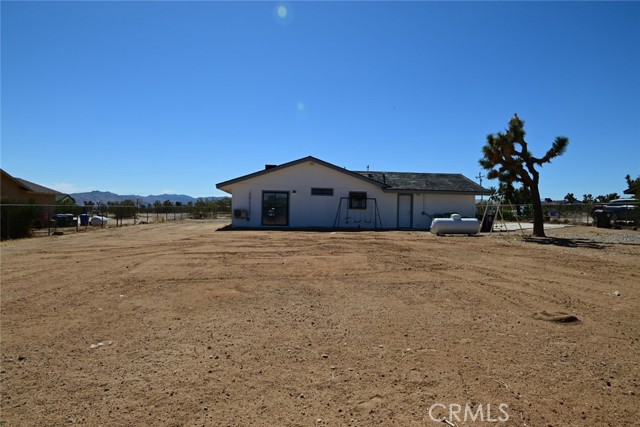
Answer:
476;172;485;202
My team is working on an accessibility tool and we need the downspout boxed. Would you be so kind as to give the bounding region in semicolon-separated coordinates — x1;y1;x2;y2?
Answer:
247;190;251;221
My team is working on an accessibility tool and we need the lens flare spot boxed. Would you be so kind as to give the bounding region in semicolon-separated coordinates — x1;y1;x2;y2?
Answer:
297;102;305;111
273;3;293;25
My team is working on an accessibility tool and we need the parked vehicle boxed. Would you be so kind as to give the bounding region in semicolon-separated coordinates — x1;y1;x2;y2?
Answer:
592;198;639;228
53;213;76;227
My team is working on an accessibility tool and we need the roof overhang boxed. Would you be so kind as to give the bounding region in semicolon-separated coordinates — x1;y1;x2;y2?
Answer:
216;156;386;193
216;156;492;196
383;189;493;195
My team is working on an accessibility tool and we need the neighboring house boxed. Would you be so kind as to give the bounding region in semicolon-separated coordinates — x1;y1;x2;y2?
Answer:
1;169;70;205
55;194;77;204
216;156;491;230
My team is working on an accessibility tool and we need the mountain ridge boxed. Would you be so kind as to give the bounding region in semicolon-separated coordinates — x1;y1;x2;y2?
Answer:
70;191;226;205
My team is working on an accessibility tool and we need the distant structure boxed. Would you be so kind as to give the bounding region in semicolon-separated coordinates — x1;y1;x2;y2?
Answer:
1;169;72;205
217;156;491;230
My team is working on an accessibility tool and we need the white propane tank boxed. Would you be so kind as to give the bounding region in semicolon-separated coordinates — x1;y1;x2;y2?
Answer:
430;214;481;235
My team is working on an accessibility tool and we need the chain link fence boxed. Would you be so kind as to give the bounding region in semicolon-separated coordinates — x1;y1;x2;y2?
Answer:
0;203;231;240
476;202;639;228
3;200;635;240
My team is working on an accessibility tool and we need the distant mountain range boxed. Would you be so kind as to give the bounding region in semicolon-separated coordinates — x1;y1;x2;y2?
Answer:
70;191;226;206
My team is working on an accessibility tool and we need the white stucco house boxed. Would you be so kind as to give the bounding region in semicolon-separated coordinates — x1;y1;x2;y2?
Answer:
216;156;491;230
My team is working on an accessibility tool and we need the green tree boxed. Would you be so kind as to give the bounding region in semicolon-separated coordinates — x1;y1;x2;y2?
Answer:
192;198;209;219
212;197;232;214
480;114;569;237
564;193;577;204
510;185;532;205
1;199;43;240
56;197;82;215
582;194;594;204
162;199;173;213
595;193;620;203
483;186;500;202
625;174;639;198
110;199;137;224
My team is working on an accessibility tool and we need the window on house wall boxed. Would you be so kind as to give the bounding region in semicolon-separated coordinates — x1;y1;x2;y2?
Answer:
311;188;334;196
349;192;367;209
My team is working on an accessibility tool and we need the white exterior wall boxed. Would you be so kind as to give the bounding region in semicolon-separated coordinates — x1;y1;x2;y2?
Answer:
229;160;396;229
227;160;478;230
411;193;477;229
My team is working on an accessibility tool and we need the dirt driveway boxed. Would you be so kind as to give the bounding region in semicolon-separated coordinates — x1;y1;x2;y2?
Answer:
1;221;638;426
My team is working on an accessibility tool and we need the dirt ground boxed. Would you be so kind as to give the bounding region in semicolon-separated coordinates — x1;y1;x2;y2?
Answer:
1;220;638;426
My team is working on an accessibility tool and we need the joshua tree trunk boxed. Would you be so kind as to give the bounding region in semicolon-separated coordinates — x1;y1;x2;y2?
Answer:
529;184;546;237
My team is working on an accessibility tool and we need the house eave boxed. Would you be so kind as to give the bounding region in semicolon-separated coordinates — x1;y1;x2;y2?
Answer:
383;188;493;195
216;156;387;191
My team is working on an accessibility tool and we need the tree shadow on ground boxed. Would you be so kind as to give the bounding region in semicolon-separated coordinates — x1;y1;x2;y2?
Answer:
523;236;608;249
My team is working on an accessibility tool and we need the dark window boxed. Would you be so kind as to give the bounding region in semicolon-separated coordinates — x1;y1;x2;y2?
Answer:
311;188;334;196
349;192;367;209
262;191;289;226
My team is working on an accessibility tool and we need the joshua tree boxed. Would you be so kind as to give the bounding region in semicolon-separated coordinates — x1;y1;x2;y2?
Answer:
582;194;594;204
625;174;639;197
480;114;569;237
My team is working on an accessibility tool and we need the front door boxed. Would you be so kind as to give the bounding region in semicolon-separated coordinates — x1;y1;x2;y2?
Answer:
262;191;289;226
398;194;413;229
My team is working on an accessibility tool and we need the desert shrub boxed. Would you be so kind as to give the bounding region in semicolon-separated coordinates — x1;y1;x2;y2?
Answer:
109;199;138;220
1;200;44;240
55;198;82;215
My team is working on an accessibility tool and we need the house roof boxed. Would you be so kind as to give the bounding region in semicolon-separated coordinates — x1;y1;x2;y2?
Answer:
354;171;491;194
216;156;491;195
13;177;62;195
1;169;70;201
216;156;384;191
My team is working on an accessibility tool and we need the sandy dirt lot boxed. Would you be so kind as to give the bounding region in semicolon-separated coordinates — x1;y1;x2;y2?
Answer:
1;220;638;426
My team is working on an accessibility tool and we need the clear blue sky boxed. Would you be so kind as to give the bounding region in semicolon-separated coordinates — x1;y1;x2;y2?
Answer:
2;1;639;199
